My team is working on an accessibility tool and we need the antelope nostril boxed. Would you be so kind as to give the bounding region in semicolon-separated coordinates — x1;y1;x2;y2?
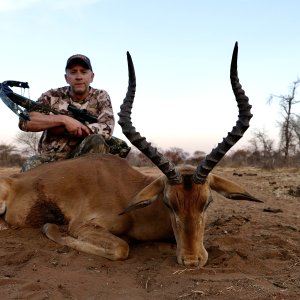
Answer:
182;257;201;267
180;253;208;267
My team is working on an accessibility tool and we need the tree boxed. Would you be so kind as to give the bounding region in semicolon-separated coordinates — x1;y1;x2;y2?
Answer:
248;129;275;168
291;115;300;146
185;150;206;165
228;149;252;166
0;143;24;167
14;131;41;156
163;147;189;165
125;147;155;167
249;129;274;157
269;78;300;163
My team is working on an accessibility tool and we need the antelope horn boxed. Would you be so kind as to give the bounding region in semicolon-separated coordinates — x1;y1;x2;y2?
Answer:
118;52;182;184
193;42;253;184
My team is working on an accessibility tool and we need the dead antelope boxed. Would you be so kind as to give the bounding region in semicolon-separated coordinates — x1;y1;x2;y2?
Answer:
0;43;261;267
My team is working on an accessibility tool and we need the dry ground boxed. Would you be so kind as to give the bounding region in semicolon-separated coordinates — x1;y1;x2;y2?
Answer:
0;166;299;299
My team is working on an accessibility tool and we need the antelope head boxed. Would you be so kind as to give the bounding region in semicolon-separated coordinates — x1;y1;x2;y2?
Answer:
118;43;261;267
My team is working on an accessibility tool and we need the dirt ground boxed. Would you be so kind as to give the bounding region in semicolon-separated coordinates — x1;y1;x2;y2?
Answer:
0;166;299;300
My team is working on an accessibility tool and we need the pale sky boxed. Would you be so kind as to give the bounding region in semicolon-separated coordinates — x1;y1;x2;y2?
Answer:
0;0;299;155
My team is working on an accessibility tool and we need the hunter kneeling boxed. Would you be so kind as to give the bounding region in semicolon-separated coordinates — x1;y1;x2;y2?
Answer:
18;54;130;172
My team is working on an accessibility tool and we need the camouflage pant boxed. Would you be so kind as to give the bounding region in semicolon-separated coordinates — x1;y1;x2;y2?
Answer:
106;136;131;158
21;134;130;172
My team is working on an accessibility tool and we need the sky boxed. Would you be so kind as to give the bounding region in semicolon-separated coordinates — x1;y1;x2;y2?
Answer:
0;0;299;155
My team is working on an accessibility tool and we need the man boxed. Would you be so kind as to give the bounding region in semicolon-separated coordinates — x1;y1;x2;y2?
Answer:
19;54;115;172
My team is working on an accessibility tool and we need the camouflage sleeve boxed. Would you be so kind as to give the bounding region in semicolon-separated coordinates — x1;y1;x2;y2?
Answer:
18;91;52;131
87;90;115;140
36;91;52;108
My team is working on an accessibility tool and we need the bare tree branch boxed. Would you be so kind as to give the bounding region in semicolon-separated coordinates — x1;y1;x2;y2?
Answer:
14;131;41;156
268;78;300;162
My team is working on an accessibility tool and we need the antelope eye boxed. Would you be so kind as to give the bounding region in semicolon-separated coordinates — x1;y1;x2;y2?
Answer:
163;201;173;210
203;197;213;211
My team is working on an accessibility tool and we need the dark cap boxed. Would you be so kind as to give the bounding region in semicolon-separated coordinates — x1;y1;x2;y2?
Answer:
65;54;93;71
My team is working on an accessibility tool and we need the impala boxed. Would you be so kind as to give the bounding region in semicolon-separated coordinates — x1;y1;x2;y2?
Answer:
0;43;261;266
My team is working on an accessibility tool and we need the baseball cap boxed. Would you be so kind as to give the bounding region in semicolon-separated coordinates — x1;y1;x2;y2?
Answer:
65;54;93;71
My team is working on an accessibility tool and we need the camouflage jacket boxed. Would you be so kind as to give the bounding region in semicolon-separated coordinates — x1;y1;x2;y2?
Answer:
19;86;115;157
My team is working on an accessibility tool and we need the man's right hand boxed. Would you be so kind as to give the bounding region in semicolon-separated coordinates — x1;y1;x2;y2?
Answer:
63;115;91;137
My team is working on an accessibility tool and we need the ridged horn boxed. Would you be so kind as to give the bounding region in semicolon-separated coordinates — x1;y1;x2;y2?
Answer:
193;42;253;184
118;52;182;184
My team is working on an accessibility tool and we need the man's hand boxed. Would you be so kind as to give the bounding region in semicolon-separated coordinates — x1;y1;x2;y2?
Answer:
63;116;91;137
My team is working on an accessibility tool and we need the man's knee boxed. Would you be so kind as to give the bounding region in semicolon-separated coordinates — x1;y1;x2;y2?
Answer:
106;137;131;158
73;134;110;158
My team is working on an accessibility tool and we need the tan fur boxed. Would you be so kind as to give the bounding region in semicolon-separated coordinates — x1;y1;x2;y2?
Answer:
0;154;260;266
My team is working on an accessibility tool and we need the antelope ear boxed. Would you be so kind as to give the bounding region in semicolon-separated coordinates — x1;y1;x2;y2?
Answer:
119;176;166;215
207;174;263;203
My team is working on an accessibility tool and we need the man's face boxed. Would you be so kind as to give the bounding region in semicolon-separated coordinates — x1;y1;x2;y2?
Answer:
65;64;94;99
